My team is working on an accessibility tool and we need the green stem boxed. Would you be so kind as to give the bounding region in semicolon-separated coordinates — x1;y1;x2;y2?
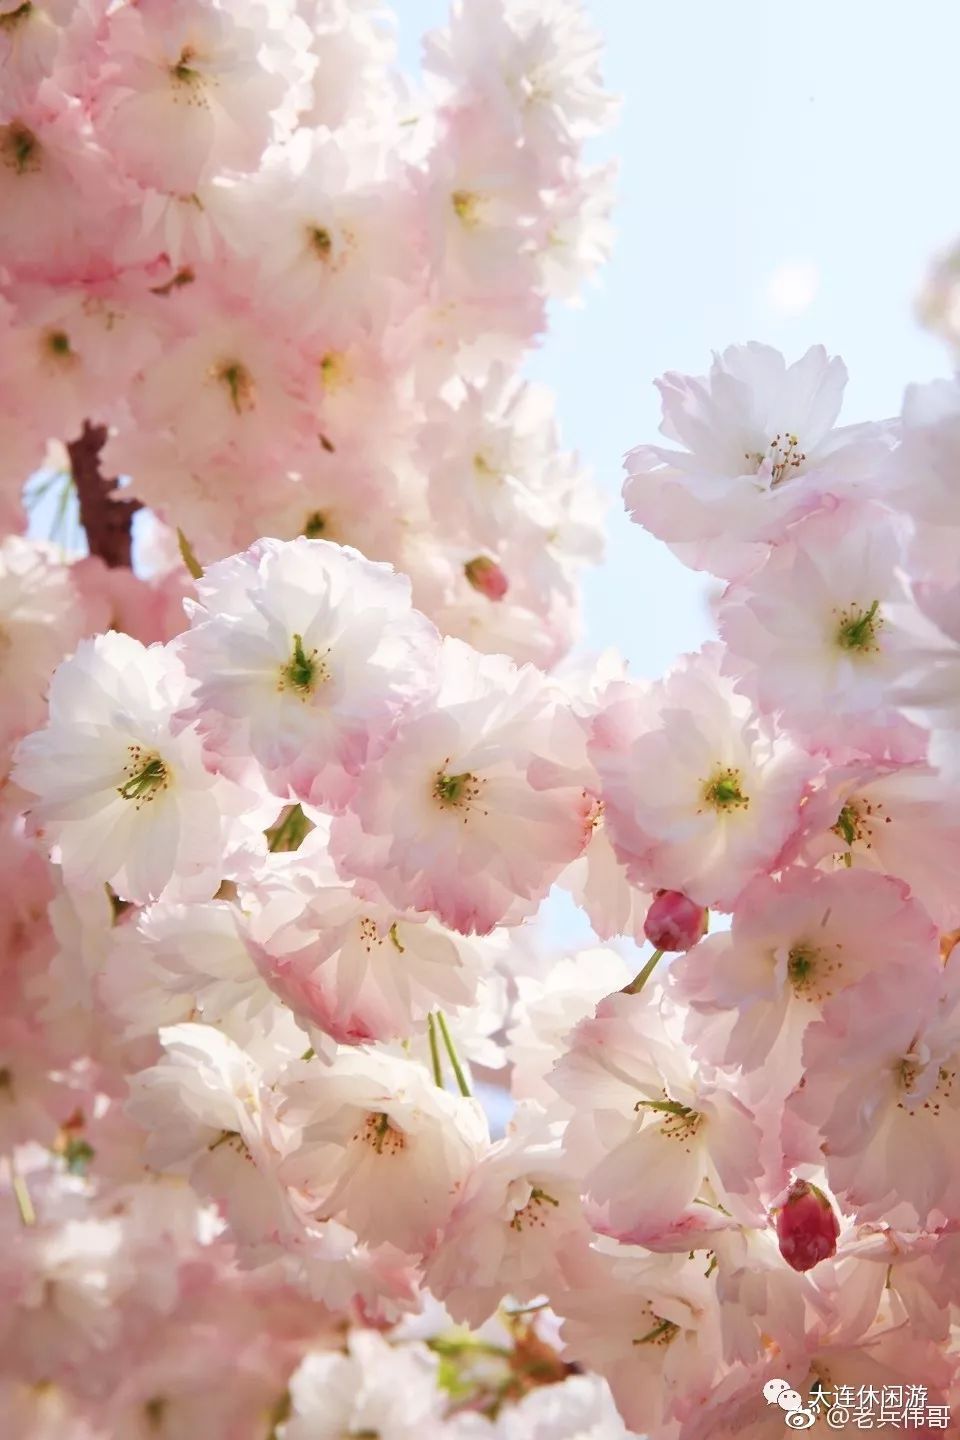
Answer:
622;948;665;995
436;1010;471;1097
427;1012;443;1088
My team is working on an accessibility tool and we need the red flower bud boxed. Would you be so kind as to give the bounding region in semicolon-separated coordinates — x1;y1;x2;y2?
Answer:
642;890;708;952
465;556;509;601
776;1179;840;1272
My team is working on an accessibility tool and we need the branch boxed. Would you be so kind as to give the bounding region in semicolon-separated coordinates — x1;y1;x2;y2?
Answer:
67;421;140;570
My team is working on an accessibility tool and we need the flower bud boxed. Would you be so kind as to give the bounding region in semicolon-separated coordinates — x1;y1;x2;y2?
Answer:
642;890;708;952
775;1179;840;1272
465;556;509;601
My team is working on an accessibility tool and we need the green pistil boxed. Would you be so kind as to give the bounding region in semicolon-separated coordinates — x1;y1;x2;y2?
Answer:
308;225;332;259
371;1112;391;1154
47;330;71;357
787;944;816;987
217;360;254;415
171;48;201;84
3;120;38;175
832;802;859;847
836;599;881;652
702;767;749;812
633;1318;679;1346
117;757;167;803
635;1098;697;1120
62;1137;95;1176
283;633;316;693
452;189;480;224
433;771;473;806
302;510;327;538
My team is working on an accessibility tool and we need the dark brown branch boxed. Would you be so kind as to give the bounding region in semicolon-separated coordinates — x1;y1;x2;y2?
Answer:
67;421;141;570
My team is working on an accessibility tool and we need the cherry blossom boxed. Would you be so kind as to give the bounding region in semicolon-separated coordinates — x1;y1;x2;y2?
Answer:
623;342;890;578
5;3;960;1434
278;1047;489;1255
177;536;440;810
335;637;593;934
592;645;816;911
13;631;246;904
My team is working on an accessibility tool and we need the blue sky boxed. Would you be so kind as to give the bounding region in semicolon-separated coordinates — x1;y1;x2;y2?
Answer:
401;0;960;677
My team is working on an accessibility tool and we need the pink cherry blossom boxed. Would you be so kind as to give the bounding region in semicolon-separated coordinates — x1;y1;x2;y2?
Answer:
673;867;941;1076
623;342;890;579
592;645;817;911
335;638;594;934
177;537;440;811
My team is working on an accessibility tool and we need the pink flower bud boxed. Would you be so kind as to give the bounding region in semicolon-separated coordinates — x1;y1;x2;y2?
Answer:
776;1179;840;1272
642;890;708;952
465;556;509;601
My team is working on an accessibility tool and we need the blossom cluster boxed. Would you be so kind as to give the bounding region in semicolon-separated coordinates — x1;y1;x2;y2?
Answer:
5;5;960;1440
0;0;612;669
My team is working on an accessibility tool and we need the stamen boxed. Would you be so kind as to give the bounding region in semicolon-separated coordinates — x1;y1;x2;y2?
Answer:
278;634;329;698
117;748;169;807
744;432;807;486
835;599;882;653
700;766;749;812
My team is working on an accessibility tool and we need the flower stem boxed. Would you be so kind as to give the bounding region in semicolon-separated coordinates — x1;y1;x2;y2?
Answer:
436;1010;471;1097
427;1012;443;1088
11;1165;35;1227
622;948;664;995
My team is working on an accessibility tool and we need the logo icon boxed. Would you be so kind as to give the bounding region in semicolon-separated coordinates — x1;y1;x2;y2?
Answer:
764;1378;817;1430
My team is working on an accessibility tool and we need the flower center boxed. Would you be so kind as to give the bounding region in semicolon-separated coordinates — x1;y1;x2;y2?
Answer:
509;1185;560;1232
357;917;385;953
432;767;482;813
319;351;350;391
0;120;39;175
171;47;204;86
213;360;255;415
206;1129;250;1156
278;634;328;699
357;1112;406;1156
45;329;73;359
452;189;483;226
896;1052;958;1116
633;1316;680;1347
834;599;882;653
472;451;501;482
832;801;862;847
117;748;169;807
786;942;840;1001
636;1096;704;1146
302;510;328;538
745;432;807;486
307;224;332;260
700;766;749;813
